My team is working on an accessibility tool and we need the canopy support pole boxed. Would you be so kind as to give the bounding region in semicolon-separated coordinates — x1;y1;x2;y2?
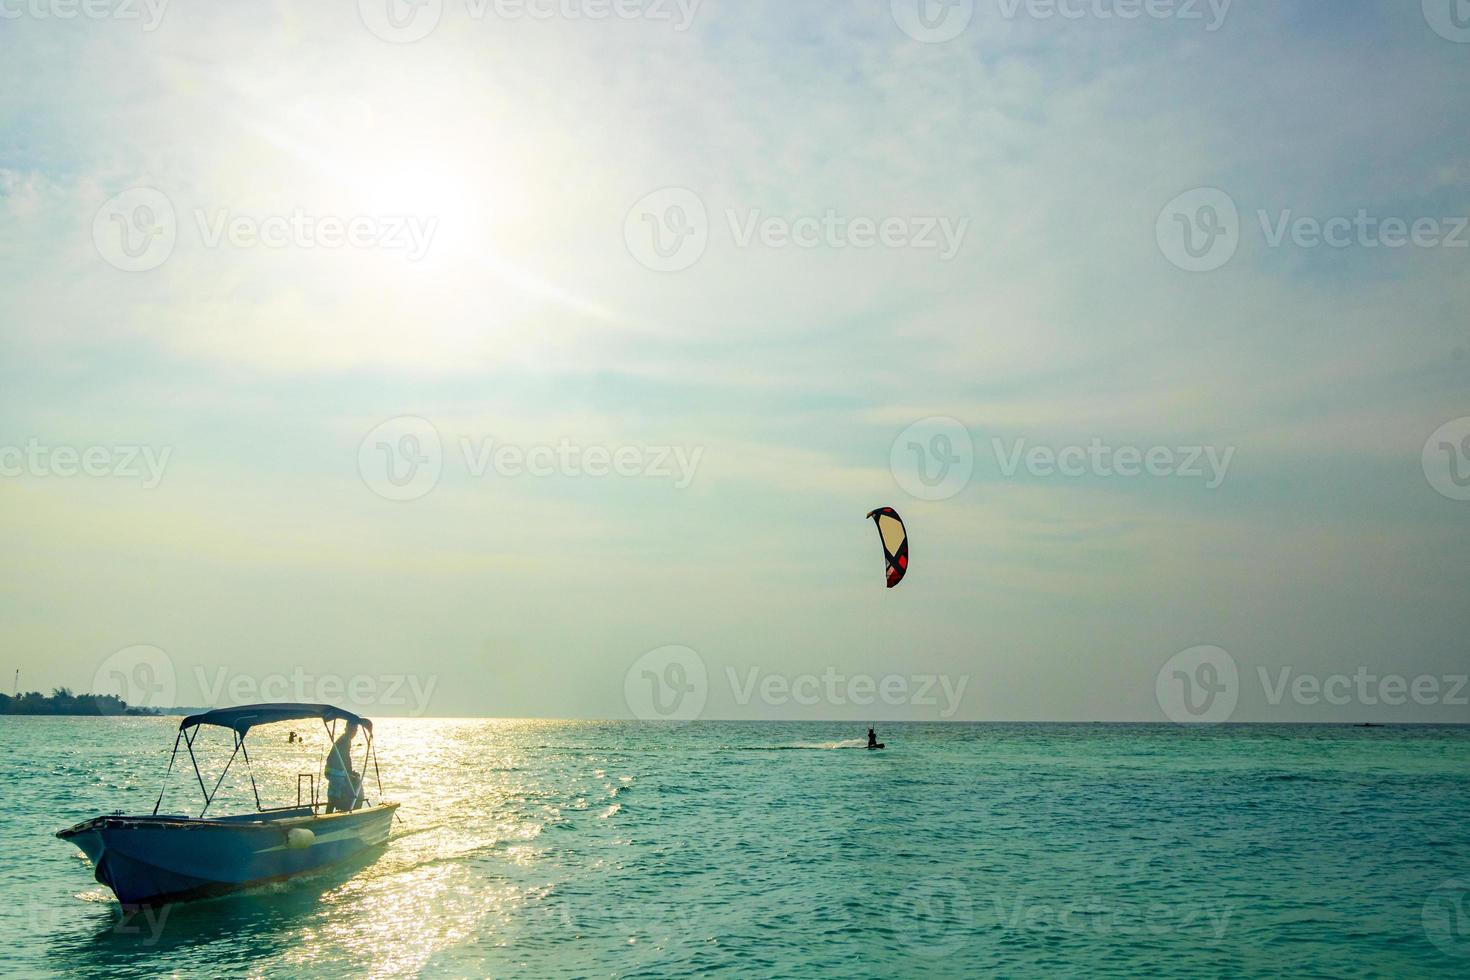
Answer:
152;731;182;816
369;731;384;800
199;734;242;819
184;727;209;806
239;734;263;812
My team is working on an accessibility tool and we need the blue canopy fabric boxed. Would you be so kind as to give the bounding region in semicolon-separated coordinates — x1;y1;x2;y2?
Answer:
179;703;372;735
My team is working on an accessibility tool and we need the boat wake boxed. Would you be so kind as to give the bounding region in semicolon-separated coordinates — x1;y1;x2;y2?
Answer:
740;739;872;751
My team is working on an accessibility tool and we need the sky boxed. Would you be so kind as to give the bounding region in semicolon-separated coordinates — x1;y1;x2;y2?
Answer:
1;0;1467;723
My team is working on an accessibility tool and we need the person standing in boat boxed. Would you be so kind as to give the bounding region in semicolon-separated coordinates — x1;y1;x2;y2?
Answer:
324;721;362;812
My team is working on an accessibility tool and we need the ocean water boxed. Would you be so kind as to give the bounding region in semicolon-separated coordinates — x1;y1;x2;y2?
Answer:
2;717;1468;978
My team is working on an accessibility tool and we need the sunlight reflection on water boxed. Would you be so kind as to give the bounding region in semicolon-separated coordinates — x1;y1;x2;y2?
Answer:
4;718;1470;977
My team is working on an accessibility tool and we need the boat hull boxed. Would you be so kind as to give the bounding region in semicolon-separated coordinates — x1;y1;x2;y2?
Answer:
57;804;398;905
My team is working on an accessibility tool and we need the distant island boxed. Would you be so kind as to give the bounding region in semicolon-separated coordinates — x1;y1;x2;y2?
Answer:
0;688;160;717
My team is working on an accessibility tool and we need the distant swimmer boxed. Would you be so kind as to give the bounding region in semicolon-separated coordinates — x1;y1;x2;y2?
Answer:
867;728;884;750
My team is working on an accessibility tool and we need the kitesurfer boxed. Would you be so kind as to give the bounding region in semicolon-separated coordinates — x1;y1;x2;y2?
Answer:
867;727;879;749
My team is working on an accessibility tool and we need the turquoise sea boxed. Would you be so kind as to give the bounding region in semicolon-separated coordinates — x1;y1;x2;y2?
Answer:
2;717;1468;978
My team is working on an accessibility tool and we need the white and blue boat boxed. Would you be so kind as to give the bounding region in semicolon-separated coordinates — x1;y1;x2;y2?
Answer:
57;703;399;905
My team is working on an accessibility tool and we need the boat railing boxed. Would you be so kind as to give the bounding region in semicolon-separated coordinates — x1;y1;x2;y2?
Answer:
296;773;318;810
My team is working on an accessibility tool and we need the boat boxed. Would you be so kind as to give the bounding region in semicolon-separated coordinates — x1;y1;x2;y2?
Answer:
57;703;399;905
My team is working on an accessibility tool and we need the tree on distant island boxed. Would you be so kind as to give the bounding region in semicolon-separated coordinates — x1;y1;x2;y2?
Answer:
0;687;160;717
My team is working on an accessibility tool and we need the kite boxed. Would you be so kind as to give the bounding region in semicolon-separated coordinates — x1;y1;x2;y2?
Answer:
866;507;909;589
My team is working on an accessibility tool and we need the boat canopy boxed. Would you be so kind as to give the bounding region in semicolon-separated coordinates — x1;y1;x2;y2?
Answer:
179;703;373;735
